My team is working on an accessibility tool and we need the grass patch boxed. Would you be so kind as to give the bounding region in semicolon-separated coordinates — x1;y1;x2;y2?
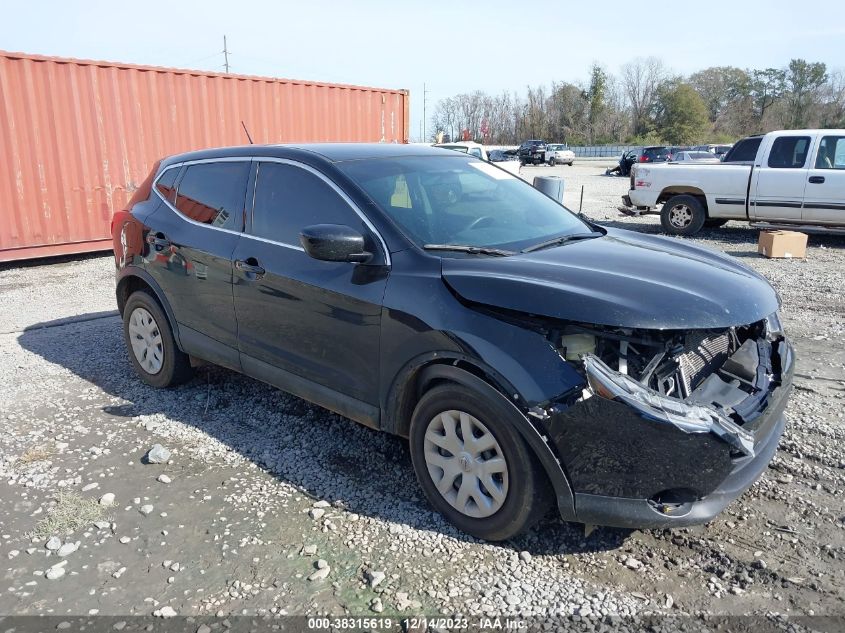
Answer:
16;444;55;466
30;492;106;539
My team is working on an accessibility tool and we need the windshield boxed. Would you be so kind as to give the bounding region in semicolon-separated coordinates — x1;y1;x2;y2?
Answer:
339;156;591;251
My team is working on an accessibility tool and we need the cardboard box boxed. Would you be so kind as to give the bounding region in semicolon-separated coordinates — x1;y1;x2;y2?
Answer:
758;230;807;259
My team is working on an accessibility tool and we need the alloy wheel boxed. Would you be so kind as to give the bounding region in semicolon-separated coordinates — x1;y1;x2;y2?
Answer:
423;410;509;518
128;307;164;375
668;204;693;228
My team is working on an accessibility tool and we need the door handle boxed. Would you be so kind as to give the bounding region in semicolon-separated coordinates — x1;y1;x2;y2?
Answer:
235;258;265;275
145;232;171;249
808;176;825;184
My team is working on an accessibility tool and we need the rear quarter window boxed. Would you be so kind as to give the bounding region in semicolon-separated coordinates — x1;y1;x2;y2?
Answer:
724;137;762;163
174;162;250;230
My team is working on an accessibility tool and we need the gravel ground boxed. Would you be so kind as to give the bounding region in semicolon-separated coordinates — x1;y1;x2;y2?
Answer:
0;162;843;626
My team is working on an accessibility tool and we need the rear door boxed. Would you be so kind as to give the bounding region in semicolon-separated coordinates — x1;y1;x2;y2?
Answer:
145;159;251;369
802;134;845;225
751;135;811;221
232;160;389;410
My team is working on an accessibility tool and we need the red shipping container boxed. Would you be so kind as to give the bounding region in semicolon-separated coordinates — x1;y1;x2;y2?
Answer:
0;50;410;262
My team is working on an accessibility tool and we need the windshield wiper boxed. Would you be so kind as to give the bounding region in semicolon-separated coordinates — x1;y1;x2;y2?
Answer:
423;244;515;257
520;231;604;253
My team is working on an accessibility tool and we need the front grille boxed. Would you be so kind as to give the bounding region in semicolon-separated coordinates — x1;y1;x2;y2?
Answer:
678;332;731;394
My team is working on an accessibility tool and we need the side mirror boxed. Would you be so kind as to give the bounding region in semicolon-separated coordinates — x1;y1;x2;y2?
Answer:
299;224;372;263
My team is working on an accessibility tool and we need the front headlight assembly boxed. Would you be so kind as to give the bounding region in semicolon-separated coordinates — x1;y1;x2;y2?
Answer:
583;354;754;457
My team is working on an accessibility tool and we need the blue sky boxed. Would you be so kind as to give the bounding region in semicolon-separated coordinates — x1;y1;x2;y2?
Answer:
3;0;844;140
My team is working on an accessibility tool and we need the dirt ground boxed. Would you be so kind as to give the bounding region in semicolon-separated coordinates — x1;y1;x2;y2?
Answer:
0;161;843;627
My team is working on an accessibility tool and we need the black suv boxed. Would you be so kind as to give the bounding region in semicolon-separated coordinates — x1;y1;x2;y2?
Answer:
113;144;793;540
517;139;547;165
640;145;671;163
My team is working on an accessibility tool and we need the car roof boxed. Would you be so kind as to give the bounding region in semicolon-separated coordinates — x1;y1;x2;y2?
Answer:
159;143;450;168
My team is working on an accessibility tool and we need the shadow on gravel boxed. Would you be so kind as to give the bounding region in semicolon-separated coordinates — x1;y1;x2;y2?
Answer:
18;314;629;556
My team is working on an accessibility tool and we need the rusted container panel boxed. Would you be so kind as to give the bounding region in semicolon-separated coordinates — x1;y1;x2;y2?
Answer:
0;51;410;262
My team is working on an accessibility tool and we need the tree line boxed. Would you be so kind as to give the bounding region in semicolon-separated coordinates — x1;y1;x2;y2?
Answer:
429;58;845;146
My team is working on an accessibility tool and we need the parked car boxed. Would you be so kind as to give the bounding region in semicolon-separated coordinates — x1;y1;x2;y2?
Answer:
692;144;733;157
546;144;575;166
665;146;693;160
606;148;644;177
113;143;793;540
433;141;487;160
622;129;845;235
639;146;671;163
488;149;518;162
670;151;722;164
517;139;547;165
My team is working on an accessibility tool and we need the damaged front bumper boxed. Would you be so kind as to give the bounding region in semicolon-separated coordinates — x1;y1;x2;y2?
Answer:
582;354;755;457
541;337;794;529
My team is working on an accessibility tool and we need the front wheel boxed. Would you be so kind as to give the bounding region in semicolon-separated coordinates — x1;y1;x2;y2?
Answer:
549;157;556;166
409;383;549;541
660;194;707;236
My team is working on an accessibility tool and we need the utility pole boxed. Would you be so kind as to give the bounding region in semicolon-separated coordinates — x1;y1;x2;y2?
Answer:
422;82;430;142
223;35;230;73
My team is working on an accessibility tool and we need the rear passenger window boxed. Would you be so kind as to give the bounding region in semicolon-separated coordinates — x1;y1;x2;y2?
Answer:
174;162;250;230
768;137;811;168
723;137;762;163
251;162;361;244
155;167;179;204
815;136;845;169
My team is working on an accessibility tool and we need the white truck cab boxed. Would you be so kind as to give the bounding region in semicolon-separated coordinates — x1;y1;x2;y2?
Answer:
622;129;845;235
433;142;521;176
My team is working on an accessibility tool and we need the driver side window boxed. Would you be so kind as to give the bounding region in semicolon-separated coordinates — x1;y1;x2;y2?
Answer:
250;162;365;246
815;136;845;170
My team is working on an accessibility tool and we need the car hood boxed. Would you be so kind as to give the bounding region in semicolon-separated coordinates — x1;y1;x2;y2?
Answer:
441;227;779;330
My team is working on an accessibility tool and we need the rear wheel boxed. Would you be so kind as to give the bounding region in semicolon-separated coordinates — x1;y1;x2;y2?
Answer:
660;194;706;236
123;290;193;388
409;383;549;541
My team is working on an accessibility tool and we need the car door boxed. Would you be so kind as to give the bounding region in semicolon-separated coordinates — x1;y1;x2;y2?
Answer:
751;135;811;221
145;159;251;370
232;159;389;416
802;134;845;225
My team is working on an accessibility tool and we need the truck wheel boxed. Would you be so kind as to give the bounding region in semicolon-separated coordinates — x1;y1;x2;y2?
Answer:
660;195;706;236
704;219;728;228
549;157;556;166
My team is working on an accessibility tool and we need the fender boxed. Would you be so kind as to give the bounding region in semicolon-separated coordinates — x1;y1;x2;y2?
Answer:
413;363;577;521
115;266;183;349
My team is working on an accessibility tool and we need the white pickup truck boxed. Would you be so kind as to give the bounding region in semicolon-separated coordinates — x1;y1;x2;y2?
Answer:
621;129;845;235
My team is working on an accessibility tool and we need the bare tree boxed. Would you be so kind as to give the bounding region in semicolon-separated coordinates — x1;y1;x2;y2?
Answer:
621;57;666;136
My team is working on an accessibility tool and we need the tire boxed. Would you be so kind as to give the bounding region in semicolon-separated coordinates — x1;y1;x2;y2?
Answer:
704;218;728;228
123;289;193;388
549;157;556;166
660;194;707;236
409;383;549;541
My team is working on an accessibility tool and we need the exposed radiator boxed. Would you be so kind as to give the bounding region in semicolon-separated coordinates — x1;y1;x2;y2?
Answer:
678;332;732;395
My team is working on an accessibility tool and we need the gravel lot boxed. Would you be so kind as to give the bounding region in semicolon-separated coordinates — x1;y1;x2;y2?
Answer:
0;161;843;625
